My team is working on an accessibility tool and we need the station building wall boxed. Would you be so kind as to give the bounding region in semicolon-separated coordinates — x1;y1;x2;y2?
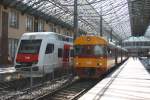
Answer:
0;5;74;64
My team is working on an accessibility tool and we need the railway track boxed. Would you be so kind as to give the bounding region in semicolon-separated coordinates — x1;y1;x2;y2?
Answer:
0;74;74;100
38;79;98;100
36;60;128;100
0;78;31;99
0;61;127;100
0;78;29;92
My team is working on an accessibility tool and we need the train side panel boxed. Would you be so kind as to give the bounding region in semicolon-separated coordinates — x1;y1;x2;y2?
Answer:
14;32;73;77
74;36;108;78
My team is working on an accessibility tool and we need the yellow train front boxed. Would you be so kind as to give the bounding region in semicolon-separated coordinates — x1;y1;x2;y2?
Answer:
73;35;127;79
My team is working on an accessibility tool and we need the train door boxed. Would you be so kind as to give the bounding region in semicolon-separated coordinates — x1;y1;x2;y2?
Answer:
57;41;63;68
63;44;70;63
69;46;74;63
115;48;118;65
58;47;63;67
44;43;55;72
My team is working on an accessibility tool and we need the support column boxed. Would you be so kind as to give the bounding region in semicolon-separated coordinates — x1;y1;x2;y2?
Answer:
73;0;78;40
0;7;1;64
1;11;8;65
110;29;112;42
120;41;123;62
115;48;118;65
34;18;38;32
100;16;103;36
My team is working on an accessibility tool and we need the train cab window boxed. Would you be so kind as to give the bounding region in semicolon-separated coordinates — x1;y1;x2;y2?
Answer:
45;44;54;54
94;45;104;55
58;48;63;57
18;39;42;54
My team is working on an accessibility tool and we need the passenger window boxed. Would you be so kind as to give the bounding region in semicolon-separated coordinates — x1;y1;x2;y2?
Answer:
70;49;74;57
58;48;63;57
45;44;54;54
66;38;69;42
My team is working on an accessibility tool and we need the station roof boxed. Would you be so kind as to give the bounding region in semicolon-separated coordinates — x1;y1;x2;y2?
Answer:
1;0;138;40
128;0;150;36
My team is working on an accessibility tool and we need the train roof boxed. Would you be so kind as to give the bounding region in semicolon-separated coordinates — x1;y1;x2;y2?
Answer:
20;32;73;43
74;35;107;45
22;32;72;38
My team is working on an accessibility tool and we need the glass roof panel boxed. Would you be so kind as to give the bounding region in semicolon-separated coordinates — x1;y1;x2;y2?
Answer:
22;0;131;40
90;0;131;38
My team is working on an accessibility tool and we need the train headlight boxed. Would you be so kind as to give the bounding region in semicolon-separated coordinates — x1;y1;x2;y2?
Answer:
97;63;102;66
87;37;91;41
100;57;103;59
76;62;79;65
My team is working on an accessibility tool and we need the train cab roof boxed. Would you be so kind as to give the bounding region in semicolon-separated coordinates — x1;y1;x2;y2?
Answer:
22;32;56;36
21;32;57;39
21;32;73;42
74;35;107;45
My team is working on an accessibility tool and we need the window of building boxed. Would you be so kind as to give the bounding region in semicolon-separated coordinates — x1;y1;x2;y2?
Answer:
64;30;69;36
49;24;54;32
9;9;19;28
53;26;57;32
58;26;61;33
8;38;19;60
38;20;44;32
26;16;33;31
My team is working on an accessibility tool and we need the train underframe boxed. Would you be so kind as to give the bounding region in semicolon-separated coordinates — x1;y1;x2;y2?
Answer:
75;67;107;79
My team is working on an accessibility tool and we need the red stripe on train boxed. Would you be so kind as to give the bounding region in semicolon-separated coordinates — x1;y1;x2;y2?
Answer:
16;54;38;62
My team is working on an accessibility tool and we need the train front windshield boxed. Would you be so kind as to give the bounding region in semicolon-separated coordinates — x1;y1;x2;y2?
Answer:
18;39;42;54
74;45;106;56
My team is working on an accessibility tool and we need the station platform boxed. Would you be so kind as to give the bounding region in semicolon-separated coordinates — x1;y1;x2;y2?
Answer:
0;67;16;74
0;66;19;81
79;58;150;100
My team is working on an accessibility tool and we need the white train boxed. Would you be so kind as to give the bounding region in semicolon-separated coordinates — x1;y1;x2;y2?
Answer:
14;32;73;77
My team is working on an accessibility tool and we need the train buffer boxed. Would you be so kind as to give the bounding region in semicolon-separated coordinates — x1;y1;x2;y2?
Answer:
79;57;150;100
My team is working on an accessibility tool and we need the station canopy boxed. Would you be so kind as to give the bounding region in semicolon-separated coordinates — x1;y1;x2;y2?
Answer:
2;0;132;40
128;0;150;36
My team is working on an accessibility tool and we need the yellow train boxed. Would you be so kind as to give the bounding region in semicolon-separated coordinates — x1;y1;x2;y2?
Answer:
73;35;127;78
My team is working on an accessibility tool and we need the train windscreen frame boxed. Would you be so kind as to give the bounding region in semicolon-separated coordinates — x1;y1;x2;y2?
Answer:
18;39;42;54
74;45;107;56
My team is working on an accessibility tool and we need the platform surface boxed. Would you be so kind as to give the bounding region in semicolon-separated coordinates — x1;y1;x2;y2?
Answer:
79;58;150;100
0;67;16;74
